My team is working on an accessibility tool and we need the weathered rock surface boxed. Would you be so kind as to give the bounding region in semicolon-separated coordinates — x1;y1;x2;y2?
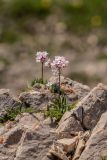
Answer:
19;77;90;110
56;83;107;135
1;79;107;160
79;111;107;160
15;126;56;160
0;89;20;117
19;90;51;110
49;76;90;101
3;126;24;147
0;113;56;160
48;131;90;160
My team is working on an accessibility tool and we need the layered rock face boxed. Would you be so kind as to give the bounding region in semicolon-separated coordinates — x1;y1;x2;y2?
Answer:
0;89;20;118
0;78;107;160
79;111;107;160
56;83;107;135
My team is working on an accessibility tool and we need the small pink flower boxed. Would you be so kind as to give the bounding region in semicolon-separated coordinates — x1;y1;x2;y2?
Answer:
36;51;48;63
45;58;51;68
51;56;69;75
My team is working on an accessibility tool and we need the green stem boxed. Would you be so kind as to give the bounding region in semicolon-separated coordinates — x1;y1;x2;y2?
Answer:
58;68;61;97
41;62;44;83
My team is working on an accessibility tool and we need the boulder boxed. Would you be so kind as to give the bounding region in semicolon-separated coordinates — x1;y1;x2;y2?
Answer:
0;89;20;119
19;90;51;110
0;113;57;160
56;83;107;135
57;136;78;153
49;76;90;101
19;77;90;111
79;111;107;160
3;126;24;147
14;124;56;160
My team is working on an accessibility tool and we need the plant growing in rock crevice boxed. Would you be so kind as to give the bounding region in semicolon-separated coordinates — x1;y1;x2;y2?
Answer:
51;56;69;96
45;56;69;96
36;51;48;83
45;95;76;122
35;52;70;121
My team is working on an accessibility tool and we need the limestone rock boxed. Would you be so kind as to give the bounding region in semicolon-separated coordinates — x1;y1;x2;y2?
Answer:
19;77;90;110
56;83;107;135
56;109;84;136
49;76;90;101
73;139;85;160
3;126;24;146
16;112;44;129
0;89;20;118
14;124;56;160
19;90;50;110
79;111;107;160
57;136;78;153
49;143;69;160
0;113;57;160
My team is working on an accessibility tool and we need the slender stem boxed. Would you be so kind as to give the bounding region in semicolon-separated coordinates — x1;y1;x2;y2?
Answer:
41;62;44;83
58;68;61;97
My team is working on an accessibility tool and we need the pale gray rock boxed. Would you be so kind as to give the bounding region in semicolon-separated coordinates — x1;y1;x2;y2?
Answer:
49;76;90;101
14;124;56;160
19;77;90;111
19;90;51;110
0;89;20;119
56;83;107;135
79;111;107;160
0;113;57;160
3;126;24;147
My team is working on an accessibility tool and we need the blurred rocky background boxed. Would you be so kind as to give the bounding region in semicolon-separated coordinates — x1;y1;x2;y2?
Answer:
0;0;107;94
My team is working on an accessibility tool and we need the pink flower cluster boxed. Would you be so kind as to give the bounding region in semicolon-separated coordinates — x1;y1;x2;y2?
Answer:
36;51;48;63
51;56;69;69
51;56;69;75
35;51;69;76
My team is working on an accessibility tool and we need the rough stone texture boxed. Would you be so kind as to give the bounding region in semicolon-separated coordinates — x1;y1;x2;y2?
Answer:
16;112;45;129
0;89;20;117
56;83;107;135
14;125;56;160
3;126;24;146
19;90;51;110
49;76;90;101
0;113;56;160
56;114;84;136
19;77;90;110
57;136;78;153
79;111;107;160
73;139;85;160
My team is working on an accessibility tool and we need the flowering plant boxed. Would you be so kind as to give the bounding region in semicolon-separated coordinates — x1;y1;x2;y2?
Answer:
36;51;48;82
51;56;69;95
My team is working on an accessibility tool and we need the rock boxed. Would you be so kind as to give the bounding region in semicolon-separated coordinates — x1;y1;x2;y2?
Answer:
49;76;90;101
0;112;57;160
3;126;24;147
56;83;107;135
82;83;107;130
19;77;90;111
17;112;44;129
73;139;85;160
56;110;84;136
19;90;51;110
14;124;56;160
57;136;78;153
0;89;20;118
72;134;86;160
79;111;107;160
49;143;69;160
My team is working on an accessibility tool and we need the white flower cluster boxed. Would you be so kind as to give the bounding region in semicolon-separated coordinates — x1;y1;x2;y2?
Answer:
36;51;48;63
51;56;69;75
51;56;69;69
35;51;69;76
